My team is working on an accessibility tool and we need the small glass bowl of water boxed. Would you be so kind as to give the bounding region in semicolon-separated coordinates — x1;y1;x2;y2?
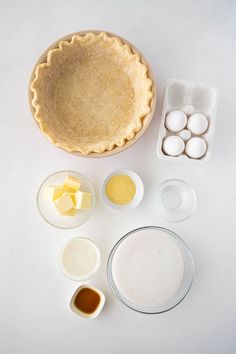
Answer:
156;179;197;222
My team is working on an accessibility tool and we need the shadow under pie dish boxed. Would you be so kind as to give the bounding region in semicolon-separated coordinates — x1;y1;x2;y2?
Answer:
29;31;156;157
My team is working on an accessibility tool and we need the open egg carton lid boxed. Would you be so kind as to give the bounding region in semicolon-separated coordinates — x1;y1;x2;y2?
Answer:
156;79;217;162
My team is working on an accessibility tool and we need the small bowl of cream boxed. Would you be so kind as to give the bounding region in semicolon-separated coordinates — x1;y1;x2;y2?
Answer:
59;237;101;281
101;169;144;211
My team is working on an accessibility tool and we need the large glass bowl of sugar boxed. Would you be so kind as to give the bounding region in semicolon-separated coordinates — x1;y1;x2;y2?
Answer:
107;226;194;314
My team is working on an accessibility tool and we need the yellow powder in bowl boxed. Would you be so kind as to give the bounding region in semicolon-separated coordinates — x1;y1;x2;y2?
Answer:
105;175;136;205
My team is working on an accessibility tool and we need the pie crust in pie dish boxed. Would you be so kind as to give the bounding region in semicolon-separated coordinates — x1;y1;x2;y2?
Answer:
30;32;154;155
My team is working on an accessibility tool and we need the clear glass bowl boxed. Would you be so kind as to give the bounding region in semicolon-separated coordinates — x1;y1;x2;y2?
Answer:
156;179;197;222
37;170;96;229
107;226;194;314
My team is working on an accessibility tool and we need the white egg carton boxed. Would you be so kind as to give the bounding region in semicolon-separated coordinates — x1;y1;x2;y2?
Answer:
156;79;217;162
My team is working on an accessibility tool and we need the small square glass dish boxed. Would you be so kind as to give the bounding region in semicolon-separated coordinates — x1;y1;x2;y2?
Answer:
101;169;144;211
37;170;96;228
70;285;105;319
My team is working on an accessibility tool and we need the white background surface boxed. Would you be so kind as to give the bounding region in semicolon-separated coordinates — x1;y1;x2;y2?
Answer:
1;0;236;353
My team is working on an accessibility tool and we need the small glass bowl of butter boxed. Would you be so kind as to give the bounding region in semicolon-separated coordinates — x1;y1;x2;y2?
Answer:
37;170;96;228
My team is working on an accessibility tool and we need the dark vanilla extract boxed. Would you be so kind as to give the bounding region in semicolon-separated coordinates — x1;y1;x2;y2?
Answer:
74;288;100;314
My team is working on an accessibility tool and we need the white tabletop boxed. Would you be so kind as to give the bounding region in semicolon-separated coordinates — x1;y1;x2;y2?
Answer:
1;0;236;353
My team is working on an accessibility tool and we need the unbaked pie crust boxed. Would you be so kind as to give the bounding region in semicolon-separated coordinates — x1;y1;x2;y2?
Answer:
30;31;154;155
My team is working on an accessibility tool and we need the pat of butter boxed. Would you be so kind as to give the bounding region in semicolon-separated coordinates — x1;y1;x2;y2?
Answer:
44;185;66;201
69;192;76;204
54;192;75;215
66;208;77;216
74;191;92;210
63;175;80;192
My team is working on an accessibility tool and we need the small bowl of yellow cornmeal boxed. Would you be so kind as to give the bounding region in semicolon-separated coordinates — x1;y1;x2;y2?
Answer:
101;169;144;210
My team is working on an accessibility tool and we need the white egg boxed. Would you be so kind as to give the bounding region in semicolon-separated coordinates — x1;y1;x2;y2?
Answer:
162;136;185;156
183;105;194;116
165;110;187;132
187;113;208;135
177;129;191;141
185;137;207;159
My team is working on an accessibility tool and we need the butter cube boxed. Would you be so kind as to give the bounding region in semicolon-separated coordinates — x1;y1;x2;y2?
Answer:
74;191;92;210
63;175;80;192
69;192;76;204
54;192;75;215
44;185;66;202
65;208;77;216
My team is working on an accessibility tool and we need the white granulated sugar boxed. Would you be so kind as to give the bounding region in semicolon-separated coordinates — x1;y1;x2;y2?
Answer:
112;229;184;307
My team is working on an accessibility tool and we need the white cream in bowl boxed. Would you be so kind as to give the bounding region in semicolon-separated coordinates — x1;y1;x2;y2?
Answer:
59;238;101;281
